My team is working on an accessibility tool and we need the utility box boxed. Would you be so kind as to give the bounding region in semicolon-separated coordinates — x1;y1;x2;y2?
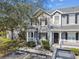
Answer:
52;48;75;59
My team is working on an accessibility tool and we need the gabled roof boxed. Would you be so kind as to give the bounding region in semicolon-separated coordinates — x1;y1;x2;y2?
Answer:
50;10;63;15
33;8;50;17
49;6;79;14
33;6;79;17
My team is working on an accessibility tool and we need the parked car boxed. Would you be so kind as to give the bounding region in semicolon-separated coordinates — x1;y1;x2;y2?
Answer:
52;48;75;59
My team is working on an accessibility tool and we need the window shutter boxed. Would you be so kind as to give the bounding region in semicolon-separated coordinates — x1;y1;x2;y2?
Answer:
76;32;78;40
46;33;48;39
75;14;77;24
31;32;33;37
65;32;67;40
39;33;41;39
45;20;47;25
67;15;69;24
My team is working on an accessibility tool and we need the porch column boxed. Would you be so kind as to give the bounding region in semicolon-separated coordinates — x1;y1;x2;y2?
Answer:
27;32;28;42
49;32;52;47
52;32;54;44
33;32;37;45
59;32;62;48
33;31;34;41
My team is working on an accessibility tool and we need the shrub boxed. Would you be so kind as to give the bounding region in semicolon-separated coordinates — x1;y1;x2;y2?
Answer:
71;48;79;56
41;40;50;50
26;41;36;48
0;37;18;53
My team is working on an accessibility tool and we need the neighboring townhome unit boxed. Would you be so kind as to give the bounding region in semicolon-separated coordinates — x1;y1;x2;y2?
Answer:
27;6;79;48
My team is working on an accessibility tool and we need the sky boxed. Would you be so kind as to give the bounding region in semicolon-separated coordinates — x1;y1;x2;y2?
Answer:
28;0;79;10
42;0;79;10
0;0;79;10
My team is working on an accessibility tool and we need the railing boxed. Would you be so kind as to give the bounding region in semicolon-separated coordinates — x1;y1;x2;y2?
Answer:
38;25;49;32
61;39;79;46
27;24;53;32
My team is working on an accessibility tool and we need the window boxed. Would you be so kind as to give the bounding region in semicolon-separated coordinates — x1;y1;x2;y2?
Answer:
77;14;79;24
62;32;67;40
41;20;45;26
45;19;47;25
68;32;76;40
40;17;48;26
62;15;68;25
40;20;47;26
28;32;33;38
54;16;59;25
69;14;75;24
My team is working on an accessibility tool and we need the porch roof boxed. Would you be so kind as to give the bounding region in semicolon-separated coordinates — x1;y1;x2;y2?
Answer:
51;25;79;32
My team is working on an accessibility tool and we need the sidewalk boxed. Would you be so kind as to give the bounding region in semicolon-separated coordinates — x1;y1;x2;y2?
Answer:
76;56;79;59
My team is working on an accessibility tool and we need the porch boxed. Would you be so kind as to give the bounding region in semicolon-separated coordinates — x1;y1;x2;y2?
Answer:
27;31;79;48
52;32;79;48
27;31;48;44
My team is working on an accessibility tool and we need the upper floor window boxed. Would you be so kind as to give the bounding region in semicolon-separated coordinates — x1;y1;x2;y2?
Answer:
54;16;59;25
40;17;47;26
62;14;68;25
69;14;75;24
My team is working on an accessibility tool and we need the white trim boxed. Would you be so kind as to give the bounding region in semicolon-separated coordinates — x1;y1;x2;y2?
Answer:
50;10;63;15
62;45;79;48
62;40;79;42
33;8;41;15
62;24;79;26
53;12;62;26
33;8;50;16
51;29;79;32
49;32;52;46
59;32;62;45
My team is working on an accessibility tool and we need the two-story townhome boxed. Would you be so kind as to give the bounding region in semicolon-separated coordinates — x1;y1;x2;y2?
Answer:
27;6;79;48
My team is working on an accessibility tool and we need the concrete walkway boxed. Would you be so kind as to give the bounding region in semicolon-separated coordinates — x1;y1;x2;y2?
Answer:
19;48;52;57
76;56;79;59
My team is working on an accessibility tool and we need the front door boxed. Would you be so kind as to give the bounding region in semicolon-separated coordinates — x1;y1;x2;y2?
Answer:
54;33;59;43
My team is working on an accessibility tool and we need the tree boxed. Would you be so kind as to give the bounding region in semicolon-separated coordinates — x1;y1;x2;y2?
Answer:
0;2;21;39
0;2;32;39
